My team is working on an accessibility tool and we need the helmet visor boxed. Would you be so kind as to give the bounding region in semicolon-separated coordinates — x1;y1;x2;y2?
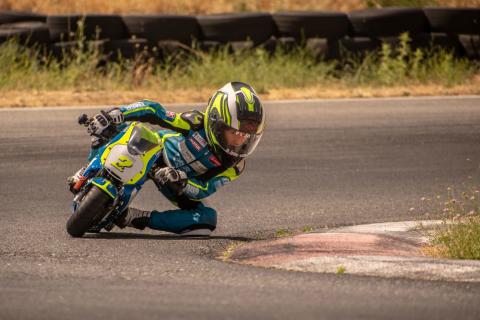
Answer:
212;120;262;157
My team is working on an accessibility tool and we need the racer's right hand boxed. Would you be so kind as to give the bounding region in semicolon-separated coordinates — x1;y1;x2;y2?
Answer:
87;112;111;136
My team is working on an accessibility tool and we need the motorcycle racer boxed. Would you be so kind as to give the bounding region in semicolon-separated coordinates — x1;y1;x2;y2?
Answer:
70;81;265;236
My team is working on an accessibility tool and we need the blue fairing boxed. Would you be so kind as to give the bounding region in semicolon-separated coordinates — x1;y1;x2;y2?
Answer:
89;177;118;199
73;123;157;221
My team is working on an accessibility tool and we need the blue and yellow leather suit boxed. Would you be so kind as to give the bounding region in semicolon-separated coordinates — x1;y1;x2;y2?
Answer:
87;100;245;234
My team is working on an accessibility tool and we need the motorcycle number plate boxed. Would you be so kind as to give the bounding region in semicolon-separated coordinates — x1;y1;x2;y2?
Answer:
104;145;144;183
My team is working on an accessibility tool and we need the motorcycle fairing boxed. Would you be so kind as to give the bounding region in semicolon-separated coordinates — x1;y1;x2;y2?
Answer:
89;177;118;199
99;122;162;185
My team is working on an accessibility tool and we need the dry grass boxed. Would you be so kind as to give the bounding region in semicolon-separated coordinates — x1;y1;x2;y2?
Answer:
426;217;480;259
1;32;478;108
419;182;480;260
2;81;480;108
1;0;479;14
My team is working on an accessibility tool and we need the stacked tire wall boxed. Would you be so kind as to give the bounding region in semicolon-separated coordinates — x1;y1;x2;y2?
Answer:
0;8;479;61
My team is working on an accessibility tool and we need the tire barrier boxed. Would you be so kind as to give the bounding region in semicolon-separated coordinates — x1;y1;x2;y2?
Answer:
47;14;126;42
122;15;200;46
108;38;150;60
348;8;429;37
197;13;275;46
0;21;50;46
50;39;110;60
276;37;299;51
1;8;479;61
273;12;349;40
459;34;480;59
339;37;382;57
0;11;46;24
424;8;480;34
198;39;256;54
305;38;341;60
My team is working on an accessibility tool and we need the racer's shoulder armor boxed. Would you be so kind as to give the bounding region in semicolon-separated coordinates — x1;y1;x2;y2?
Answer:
180;110;204;131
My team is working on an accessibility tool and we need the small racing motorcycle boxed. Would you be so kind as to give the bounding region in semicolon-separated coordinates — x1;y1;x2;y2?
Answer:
67;113;163;237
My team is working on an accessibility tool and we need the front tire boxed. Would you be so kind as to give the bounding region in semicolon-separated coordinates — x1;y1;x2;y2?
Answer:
66;186;113;237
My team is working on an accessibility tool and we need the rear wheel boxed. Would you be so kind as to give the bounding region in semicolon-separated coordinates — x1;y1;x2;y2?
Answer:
66;186;113;237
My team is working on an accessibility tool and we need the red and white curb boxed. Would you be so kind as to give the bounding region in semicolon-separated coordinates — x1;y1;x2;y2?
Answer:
228;221;480;282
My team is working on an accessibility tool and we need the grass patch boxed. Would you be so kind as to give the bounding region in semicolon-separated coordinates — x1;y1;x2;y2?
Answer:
341;33;476;87
275;229;294;238
431;219;480;259
301;226;314;233
336;265;346;274
420;182;480;259
0;32;479;107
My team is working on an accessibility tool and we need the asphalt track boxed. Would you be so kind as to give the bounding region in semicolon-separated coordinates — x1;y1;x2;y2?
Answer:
1;96;480;319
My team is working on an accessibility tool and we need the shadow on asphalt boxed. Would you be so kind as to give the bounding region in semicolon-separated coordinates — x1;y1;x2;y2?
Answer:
82;232;252;242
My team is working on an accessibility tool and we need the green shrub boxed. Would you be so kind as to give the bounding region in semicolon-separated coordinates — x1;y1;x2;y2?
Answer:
342;33;476;87
0;32;477;93
421;182;480;260
433;218;480;259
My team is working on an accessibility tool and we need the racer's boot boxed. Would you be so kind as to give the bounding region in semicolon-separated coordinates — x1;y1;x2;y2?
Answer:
116;207;151;230
67;167;87;194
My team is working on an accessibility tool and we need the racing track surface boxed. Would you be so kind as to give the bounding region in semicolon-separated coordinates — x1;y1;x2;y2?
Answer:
1;96;480;319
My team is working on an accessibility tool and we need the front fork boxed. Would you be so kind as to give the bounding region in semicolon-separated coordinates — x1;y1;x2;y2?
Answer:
81;183;140;232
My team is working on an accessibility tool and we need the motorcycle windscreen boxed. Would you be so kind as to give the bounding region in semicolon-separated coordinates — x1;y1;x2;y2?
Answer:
127;125;159;155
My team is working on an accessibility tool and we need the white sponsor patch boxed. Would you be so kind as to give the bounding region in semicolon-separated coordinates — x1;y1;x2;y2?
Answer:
123;101;145;110
192;132;207;148
184;183;200;197
179;140;208;174
188;137;201;151
189;160;208;174
179;140;195;163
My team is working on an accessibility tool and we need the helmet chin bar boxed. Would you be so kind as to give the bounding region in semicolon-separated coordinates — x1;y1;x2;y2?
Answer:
223;147;247;158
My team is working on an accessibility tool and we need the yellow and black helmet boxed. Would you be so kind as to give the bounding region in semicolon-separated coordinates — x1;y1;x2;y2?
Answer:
205;82;266;158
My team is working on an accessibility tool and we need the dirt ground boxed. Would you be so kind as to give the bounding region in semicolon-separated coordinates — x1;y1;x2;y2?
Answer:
2;82;480;108
2;0;479;15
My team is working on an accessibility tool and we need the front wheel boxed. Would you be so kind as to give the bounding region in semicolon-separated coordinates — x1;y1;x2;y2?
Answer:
66;185;113;237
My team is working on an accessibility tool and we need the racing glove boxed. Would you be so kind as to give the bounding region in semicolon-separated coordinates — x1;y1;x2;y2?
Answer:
154;167;188;195
108;109;124;124
87;109;124;136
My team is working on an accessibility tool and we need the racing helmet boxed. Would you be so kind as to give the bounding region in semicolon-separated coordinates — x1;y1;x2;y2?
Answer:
204;82;266;158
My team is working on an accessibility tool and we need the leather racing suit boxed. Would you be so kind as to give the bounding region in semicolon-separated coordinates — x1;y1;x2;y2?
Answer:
86;99;245;234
